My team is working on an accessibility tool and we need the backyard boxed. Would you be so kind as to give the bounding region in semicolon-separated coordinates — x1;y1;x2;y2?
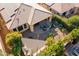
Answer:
1;13;79;56
37;14;79;56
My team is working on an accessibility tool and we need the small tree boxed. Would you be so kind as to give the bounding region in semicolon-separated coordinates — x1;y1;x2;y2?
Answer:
38;32;65;56
67;15;79;30
5;32;23;56
52;14;70;31
38;41;64;56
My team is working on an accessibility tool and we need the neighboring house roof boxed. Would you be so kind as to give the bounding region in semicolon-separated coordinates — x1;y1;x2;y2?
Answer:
50;3;75;13
74;3;79;7
39;3;79;14
10;3;52;29
0;3;20;29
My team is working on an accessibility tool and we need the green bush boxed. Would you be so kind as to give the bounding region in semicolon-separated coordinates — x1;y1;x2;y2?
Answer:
63;28;79;43
38;15;79;56
5;32;23;56
38;32;64;56
60;28;68;34
45;33;54;46
52;15;79;32
68;15;79;29
38;41;64;56
52;14;70;31
39;28;79;56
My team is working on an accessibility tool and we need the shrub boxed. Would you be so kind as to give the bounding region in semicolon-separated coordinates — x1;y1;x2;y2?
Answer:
60;28;68;34
5;32;23;56
38;41;64;56
68;15;79;29
52;15;79;32
45;33;54;46
63;28;79;43
52;14;70;32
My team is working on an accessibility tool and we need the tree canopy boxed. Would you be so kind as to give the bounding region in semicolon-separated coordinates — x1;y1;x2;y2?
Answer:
63;28;79;43
5;32;23;56
38;41;64;56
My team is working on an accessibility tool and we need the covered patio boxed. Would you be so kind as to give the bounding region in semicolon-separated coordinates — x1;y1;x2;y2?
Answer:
22;19;56;40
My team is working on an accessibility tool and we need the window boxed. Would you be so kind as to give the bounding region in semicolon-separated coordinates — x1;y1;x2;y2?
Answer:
13;28;17;31
18;25;23;31
23;24;27;28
